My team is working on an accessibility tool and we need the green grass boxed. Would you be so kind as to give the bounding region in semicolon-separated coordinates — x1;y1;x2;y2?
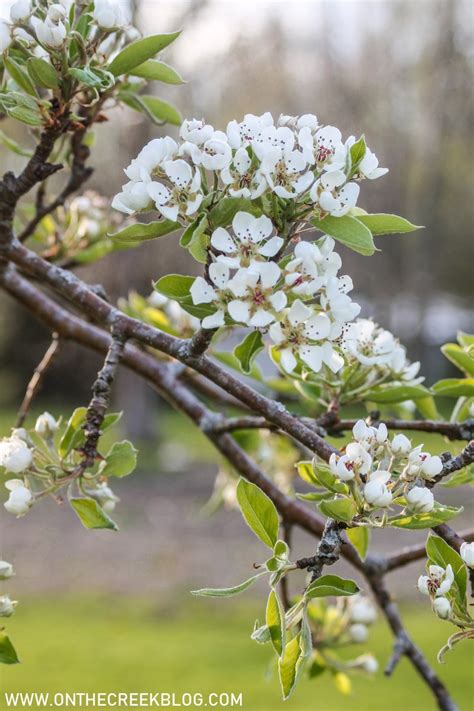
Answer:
2;597;473;710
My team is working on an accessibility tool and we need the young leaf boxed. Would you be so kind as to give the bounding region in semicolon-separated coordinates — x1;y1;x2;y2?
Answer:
99;440;137;478
311;215;375;256
59;407;87;458
109;32;181;76
5;56;37;96
296;461;319;486
130;60;185;84
363;383;430;403
354;213;422;235
154;274;194;300
278;635;301;700
210;197;262;228
388;505;463;529
26;57;59;89
432;379;474;397
305;574;359;599
346;527;370;560
441;344;474;377
0;129;33;157
0;633;20;664
349;135;366;174
234;331;264;374
266;590;285;656
7;105;43;126
191;571;267;597
70;498;118;531
109;220;180;243
236;478;279;548
318;497;357;523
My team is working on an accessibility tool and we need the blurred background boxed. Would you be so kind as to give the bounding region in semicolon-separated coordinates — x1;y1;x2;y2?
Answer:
0;0;473;707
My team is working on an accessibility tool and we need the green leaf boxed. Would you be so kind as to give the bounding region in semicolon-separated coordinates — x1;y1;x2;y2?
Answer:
0;633;20;664
458;331;474;348
109;32;181;76
7;105;43;126
69;67;114;90
191;571;267;598
349;136;366;175
109;220;180;244
130;60;185;84
234;331;264;375
210;198;262;228
296;461;319;486
26;57;59;89
180;217;200;247
318;497;357;523
102;412;123;431
426;534;467;603
0;129;33;157
363;383;430;403
5;56;37;96
278;635;301;700
346;527;370;560
70;498;118;531
354;213;422;235
59;407;87;458
305;574;359;599
138;96;182;126
236;478;279;548
441;465;474;488
266;590;285;656
313;463;348;494
312;215;375;256
154;274;193;300
441;344;474;377
416;396;440;420
99;440;137;478
187;216;209;263
433;379;474;398
388;505;463;529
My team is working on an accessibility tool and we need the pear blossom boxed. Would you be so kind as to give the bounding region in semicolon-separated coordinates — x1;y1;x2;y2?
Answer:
124;137;178;182
92;0;127;29
0;22;11;52
299;125;346;170
357;147;388;180
0;561;14;580
190;262;231;329
180;118;214;146
10;0;31;22
285;238;342;296
406;486;434;513
31;16;67;47
433;596;451;619
85;483;119;512
350;595;377;625
4;479;33;516
147;160;203;222
358;655;379;673
352;420;388;447
460;542;474;568
0;437;33;473
349;623;368;643
364;470;392;507
320;276;361;328
188;133;232;171
111;181;152;215
269;300;335;373
35;412;59;437
257;138;314;199
226;263;287;328
0;595;17;617
279;113;319;133
329;453;355;482
406;449;443;480
47;3;67;22
391;433;411;455
310;170;360;217
220;148;267;199
212;212;283;269
418;564;454;597
226;113;274;149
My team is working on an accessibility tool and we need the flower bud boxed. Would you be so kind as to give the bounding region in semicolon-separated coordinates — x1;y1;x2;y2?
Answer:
47;3;67;22
349;623;368;643
406;486;434;513
460;542;474;568
358;654;378;673
391;433;411;455
10;0;31;22
0;438;33;474
350;596;377;625
35;412;59;437
31;16;67;47
420;455;443;479
0;21;11;53
92;1;126;29
0;561;14;580
0;595;17;617
4;479;33;516
433;596;451;619
364;471;392;508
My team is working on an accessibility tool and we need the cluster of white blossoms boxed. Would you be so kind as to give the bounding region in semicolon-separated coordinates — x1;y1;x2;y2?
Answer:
0;556;16;622
341;319;422;385
418;565;454;620
189;212;360;373
0;0;129;54
112;112;387;219
329;420;442;511
347;594;378;645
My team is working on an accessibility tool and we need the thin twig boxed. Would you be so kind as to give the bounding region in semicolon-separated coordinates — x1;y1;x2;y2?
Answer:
329;418;473;442
384;528;474;572
16;334;61;427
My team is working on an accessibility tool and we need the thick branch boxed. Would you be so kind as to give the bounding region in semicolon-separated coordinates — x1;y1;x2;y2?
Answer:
384;529;474;572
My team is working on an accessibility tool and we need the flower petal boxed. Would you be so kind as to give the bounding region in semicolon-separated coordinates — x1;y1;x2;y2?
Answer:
211;227;236;254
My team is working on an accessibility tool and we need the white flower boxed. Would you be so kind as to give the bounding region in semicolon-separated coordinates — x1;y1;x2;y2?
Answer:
460;542;474;569
349;623;368;643
269;300;334;374
433;596;451;620
364;470;392;508
352;420;388;447
406;486;434;513
285;238;341;297
85;483;119;512
147;159;203;222
220;148;266;199
226;263;286;328
310;169;360;217
350;596;377;624
0;561;14;580
258;137;314;199
47;3;67;22
420;454;443;479
0;595;17;618
418;564;454;597
357;147;388;180
35;412;59;436
299;125;346;169
180;118;215;146
4;479;33;516
92;0;127;29
226;112;274;149
359;655;378;673
329;453;355;482
190;262;231;329
346;442;373;475
0;22;11;52
391;433;411;455
10;0;31;22
212;211;282;269
124;137;178;182
321;276;361;327
0;437;33;474
111;181;152;215
31;16;67;47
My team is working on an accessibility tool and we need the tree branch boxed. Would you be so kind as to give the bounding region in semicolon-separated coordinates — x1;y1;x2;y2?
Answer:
16;334;61;427
384;529;474;572
328;418;473;442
